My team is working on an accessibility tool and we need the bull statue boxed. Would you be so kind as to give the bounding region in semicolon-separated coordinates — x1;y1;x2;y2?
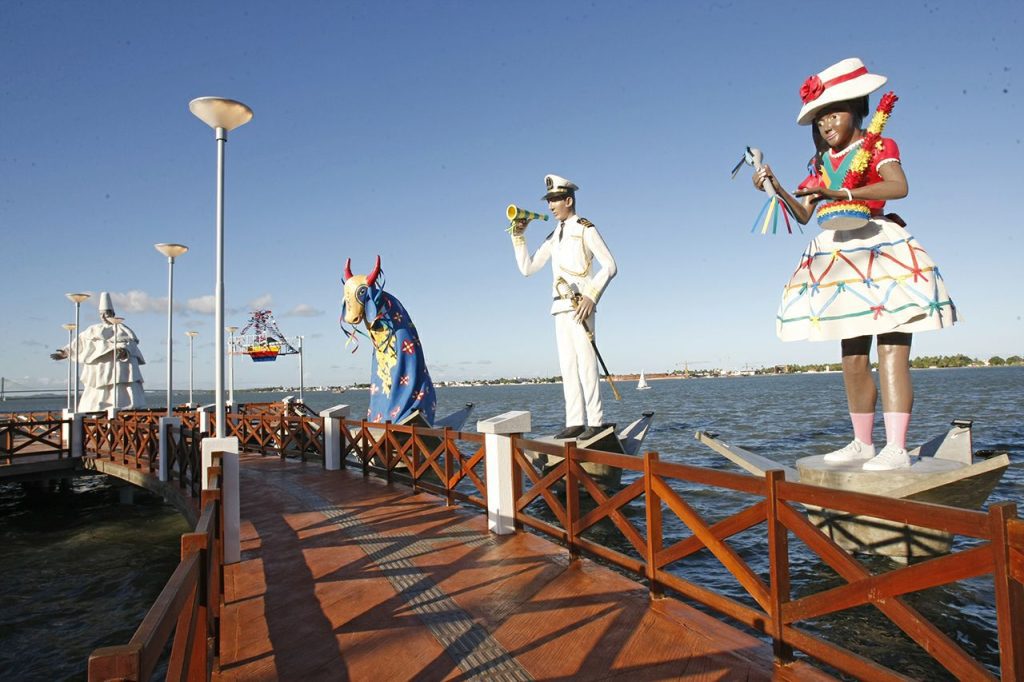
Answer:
340;256;437;425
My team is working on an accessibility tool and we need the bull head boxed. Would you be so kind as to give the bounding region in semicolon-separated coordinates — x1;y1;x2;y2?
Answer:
341;255;382;326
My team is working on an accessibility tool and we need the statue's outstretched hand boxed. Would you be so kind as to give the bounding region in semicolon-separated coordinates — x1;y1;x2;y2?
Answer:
50;350;68;361
510;219;528;236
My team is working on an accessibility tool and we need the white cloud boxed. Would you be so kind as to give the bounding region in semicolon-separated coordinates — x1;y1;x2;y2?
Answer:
248;293;273;310
112;290;166;314
283;303;324;317
187;295;216;315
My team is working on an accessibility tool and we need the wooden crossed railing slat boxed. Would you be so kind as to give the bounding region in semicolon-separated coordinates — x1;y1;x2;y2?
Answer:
775;497;994;680
163;422;203;497
512;437;568;533
0;419;67;459
446;432;486;506
653;473;772;612
337;420;486;507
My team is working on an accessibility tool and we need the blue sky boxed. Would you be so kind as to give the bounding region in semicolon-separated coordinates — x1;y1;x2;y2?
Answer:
1;1;1021;391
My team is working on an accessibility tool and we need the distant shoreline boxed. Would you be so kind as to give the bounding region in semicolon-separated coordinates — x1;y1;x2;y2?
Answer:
3;365;1017;401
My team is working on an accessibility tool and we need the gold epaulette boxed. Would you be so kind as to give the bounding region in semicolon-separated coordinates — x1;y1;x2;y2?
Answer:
578;217;594;228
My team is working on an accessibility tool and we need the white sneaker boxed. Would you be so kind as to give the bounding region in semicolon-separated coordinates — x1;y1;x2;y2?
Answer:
823;439;875;463
862;444;912;471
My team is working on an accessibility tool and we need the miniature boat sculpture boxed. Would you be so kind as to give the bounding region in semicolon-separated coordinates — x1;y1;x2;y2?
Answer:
523;412;656;490
696;419;1010;561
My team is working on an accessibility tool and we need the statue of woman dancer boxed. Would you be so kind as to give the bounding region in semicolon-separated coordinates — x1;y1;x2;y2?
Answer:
752;58;957;470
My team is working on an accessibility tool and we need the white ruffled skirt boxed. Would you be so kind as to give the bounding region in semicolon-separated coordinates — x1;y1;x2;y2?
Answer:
776;218;957;342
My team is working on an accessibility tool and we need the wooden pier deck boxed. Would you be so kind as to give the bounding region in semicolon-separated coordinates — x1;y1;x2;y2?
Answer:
217;454;831;681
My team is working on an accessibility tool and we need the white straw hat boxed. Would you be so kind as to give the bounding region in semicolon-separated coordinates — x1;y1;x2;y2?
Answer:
797;58;887;125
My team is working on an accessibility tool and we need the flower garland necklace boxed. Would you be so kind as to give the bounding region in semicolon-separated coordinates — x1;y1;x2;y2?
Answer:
841;91;898;191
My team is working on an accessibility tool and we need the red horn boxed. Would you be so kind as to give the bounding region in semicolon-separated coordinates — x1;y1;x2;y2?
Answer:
343;258;353;282
366;255;382;287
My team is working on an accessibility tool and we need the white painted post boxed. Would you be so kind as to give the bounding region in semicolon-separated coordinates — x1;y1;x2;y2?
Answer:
62;409;85;458
477;410;531;535
202;436;241;563
198;403;215;435
62;409;74;450
319;404;351;471
158;416;181;482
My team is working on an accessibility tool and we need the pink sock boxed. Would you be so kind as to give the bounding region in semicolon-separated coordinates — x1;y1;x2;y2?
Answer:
883;412;911;449
850;412;874;445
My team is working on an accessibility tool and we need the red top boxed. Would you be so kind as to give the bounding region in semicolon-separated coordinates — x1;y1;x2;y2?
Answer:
798;137;901;212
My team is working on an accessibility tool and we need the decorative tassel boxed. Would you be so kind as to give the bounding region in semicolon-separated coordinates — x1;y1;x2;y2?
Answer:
751;195;800;236
750;196;771;234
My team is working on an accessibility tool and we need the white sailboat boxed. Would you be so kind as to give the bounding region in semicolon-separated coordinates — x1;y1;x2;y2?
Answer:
637;370;651;390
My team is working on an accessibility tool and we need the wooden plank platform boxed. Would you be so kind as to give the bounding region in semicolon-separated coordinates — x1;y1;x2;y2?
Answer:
217;454;833;681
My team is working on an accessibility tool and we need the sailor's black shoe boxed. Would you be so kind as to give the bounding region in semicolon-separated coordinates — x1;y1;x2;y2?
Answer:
554;425;585;439
578;425;612;441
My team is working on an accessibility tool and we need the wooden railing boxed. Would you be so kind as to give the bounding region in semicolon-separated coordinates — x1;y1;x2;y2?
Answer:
507;436;1023;680
179;413;202;431
84;415;160;470
342;419;487;508
0;410;65;421
165;423;205;498
79;411;324;480
0;416;70;462
88;452;225;682
222;412;324;460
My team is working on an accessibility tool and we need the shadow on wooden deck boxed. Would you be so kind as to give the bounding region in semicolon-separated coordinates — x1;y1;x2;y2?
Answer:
217;454;832;681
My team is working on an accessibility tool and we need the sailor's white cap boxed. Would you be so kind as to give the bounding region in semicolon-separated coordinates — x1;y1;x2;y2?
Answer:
98;292;115;315
542;174;579;200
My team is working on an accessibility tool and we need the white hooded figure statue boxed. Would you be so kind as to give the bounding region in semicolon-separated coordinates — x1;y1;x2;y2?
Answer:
52;292;146;411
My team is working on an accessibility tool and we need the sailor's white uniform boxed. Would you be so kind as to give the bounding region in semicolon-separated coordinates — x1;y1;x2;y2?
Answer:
512;214;617;427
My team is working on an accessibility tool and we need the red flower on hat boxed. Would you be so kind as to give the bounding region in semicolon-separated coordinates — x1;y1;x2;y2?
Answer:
800;75;824;104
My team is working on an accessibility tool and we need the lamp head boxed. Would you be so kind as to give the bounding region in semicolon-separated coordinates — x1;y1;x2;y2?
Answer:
189;97;253;131
63;323;77;331
155;243;189;259
185;330;199;338
66;292;91;304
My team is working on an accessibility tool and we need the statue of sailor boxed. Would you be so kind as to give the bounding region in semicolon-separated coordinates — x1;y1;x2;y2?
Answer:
51;292;147;411
510;174;618;440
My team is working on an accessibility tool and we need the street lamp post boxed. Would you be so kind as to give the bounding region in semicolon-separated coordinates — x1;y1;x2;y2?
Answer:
62;323;77;410
155;243;189;416
226;326;238;407
297;336;305;403
65;293;90;411
185;331;198;406
190;96;252;566
189;97;252;438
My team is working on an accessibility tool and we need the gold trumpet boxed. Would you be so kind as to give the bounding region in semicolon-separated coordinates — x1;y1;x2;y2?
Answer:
506;204;549;232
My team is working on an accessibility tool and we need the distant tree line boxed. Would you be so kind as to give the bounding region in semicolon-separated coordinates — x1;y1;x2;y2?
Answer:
779;354;1022;373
